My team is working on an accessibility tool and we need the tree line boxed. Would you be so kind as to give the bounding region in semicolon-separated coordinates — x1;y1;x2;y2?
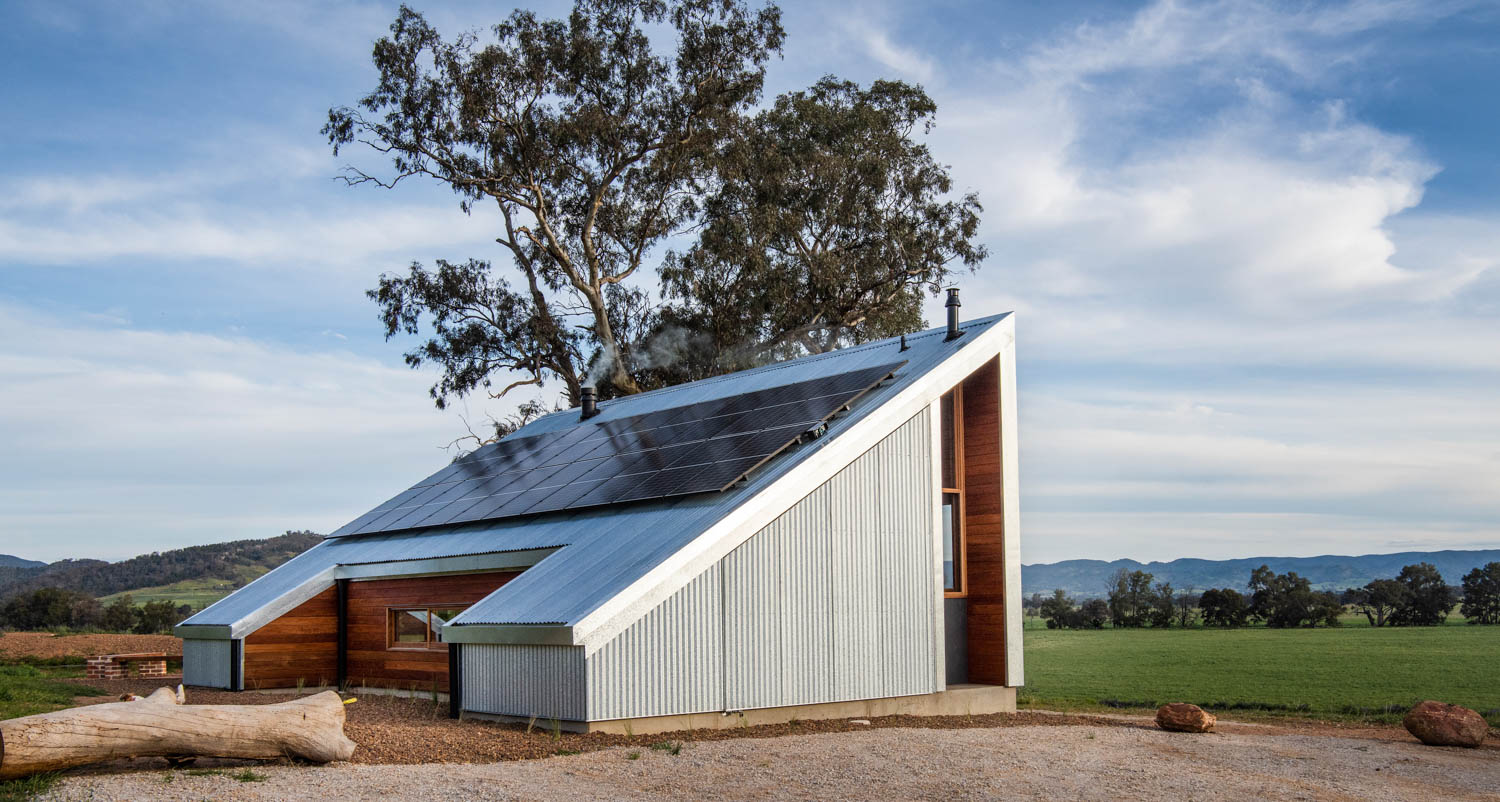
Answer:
1035;561;1500;630
0;588;189;635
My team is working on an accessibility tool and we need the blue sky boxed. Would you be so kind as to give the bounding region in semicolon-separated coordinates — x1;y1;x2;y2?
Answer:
2;0;1497;564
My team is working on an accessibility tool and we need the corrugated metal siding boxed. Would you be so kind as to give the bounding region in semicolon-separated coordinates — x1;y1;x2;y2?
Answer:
721;485;835;709
461;644;586;721
182;639;232;689
824;408;937;703
586;568;723;720
586;409;938;720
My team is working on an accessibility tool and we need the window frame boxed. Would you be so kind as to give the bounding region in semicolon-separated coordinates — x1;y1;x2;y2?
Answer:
941;385;967;598
386;605;468;651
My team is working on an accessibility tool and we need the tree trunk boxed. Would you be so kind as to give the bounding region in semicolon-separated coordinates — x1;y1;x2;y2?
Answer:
0;688;356;779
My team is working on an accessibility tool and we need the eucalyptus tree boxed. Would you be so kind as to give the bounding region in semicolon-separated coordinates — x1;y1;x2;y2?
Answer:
661;77;986;369
326;0;785;405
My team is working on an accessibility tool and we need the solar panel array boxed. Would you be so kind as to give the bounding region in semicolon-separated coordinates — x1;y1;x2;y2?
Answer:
329;361;905;537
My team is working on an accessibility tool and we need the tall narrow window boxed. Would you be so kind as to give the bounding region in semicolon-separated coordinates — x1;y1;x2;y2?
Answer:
940;391;957;489
943;492;962;592
940;388;964;595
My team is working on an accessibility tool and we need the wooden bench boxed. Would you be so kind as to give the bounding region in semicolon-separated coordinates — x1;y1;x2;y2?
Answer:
85;652;169;680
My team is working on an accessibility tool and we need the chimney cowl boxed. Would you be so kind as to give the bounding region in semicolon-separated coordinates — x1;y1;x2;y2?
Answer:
944;287;963;341
580;386;600;420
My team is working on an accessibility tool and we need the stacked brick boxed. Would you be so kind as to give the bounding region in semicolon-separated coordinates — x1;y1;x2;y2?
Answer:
85;652;168;680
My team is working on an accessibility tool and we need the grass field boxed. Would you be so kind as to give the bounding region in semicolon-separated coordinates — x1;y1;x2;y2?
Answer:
97;574;255;608
1017;623;1500;725
0;663;108;720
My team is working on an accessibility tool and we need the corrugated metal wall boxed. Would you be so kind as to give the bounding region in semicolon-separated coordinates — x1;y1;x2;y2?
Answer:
586;568;723;719
461;644;586;721
182;639;232;689
584;409;938;720
730;407;937;708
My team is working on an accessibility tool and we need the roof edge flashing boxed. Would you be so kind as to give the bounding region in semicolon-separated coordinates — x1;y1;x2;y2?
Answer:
441;623;577;646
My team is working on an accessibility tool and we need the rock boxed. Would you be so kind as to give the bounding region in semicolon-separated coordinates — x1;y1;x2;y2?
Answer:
850;719;871;726
1155;703;1216;733
1403;701;1488;747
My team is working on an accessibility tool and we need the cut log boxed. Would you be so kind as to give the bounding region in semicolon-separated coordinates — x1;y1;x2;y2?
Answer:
0;689;355;779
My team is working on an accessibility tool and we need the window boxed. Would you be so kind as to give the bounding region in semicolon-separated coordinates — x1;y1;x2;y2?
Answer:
943;492;962;592
387;607;465;650
940;388;965;595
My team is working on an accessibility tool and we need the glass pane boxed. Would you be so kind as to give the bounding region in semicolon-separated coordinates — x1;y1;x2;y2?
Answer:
943;492;961;592
431;608;464;624
392;609;430;643
940;392;957;488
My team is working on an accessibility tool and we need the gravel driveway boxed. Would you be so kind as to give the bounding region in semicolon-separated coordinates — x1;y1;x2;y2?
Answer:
41;723;1500;801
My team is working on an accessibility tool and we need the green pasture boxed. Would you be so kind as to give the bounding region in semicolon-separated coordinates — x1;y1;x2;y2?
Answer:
97;575;254;609
1017;624;1500;725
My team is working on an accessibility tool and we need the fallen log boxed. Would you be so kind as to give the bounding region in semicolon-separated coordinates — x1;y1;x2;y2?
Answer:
0;688;355;779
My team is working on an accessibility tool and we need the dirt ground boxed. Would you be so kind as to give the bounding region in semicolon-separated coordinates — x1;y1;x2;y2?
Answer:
0;632;181;661
65;678;1483;766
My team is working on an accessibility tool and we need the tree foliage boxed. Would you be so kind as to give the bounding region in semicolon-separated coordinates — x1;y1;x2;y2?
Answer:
330;2;986;417
1106;569;1159;628
1460;562;1500;625
0;590;189;633
1198;587;1248;627
1351;578;1406;627
1039;589;1106;630
1247;565;1341;628
1387;562;1455;626
660;77;984;368
329;0;785;404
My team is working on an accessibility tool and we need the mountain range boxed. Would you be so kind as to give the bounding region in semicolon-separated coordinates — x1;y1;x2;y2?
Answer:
1022;549;1500;598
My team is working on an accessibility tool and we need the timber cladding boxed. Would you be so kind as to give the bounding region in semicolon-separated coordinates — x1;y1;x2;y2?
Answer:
242;586;338;690
961;357;1007;685
242;570;519;691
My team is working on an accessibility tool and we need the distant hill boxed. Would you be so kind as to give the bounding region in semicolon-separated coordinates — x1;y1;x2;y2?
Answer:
0;555;45;569
0;531;322;604
1023;549;1500;598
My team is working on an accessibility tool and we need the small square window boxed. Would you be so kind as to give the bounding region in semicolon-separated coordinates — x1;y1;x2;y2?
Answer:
389;606;465;649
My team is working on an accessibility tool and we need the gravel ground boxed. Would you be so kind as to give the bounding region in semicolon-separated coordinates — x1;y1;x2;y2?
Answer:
38;724;1500;802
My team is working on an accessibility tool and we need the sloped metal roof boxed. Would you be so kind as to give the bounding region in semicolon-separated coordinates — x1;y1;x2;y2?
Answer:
179;313;1008;634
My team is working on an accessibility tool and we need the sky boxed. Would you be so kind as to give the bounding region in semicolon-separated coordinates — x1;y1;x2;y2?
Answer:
1;0;1497;565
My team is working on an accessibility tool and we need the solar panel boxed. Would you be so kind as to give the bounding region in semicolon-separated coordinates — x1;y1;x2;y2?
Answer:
328;360;905;537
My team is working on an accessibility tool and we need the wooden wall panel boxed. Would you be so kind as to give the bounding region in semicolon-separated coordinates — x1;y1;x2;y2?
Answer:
961;358;1008;685
241;570;519;691
344;571;519;692
243;587;337;689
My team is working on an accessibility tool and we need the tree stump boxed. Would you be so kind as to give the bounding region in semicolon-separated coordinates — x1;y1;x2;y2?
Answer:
0;687;356;779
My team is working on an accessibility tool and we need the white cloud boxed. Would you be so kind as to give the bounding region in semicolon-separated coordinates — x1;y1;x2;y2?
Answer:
0;304;519;561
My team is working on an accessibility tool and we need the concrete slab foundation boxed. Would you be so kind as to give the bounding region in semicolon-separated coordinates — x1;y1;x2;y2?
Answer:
465;684;1016;735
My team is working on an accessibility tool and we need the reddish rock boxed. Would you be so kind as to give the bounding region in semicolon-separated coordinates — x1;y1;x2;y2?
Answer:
1403;701;1488;747
1155;703;1216;733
